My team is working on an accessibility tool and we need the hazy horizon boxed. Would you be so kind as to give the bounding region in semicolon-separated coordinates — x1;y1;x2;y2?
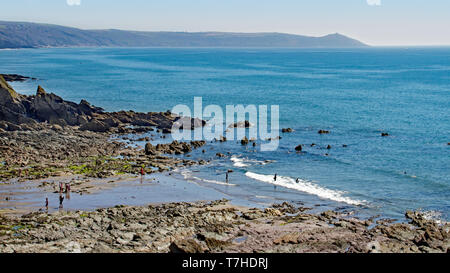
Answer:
1;0;450;46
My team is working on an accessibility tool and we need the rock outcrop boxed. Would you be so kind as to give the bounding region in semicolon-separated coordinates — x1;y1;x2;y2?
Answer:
0;74;36;82
145;140;207;155
0;79;205;133
241;136;249;146
229;120;252;128
282;128;294;133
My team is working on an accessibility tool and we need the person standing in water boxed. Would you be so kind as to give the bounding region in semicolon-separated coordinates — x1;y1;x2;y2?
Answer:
296;178;300;184
226;171;229;184
273;174;278;190
45;198;49;211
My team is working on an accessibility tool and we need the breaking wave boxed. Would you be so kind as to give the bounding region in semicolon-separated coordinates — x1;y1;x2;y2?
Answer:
245;171;366;206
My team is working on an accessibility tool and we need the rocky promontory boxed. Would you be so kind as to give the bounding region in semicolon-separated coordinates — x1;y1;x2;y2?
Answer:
0;74;36;82
0;75;207;181
0;75;204;133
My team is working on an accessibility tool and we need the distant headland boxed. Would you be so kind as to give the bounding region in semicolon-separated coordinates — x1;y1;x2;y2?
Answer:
0;21;368;49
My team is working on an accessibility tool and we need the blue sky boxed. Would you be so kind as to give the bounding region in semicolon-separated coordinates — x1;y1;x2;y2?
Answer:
1;0;450;46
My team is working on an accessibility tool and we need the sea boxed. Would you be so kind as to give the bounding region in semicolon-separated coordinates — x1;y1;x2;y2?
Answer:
1;47;449;221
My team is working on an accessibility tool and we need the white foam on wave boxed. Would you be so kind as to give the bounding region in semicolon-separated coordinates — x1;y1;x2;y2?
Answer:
193;176;237;186
420;210;444;225
231;156;274;168
230;156;249;167
245;172;366;206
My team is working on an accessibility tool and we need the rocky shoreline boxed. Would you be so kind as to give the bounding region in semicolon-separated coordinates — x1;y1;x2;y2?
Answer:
1;74;449;253
0;74;207;181
0;200;448;253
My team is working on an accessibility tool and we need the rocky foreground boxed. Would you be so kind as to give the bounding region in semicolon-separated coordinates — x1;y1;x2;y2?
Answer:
0;200;448;253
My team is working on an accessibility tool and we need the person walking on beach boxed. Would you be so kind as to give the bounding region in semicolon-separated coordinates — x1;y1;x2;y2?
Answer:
59;194;64;209
140;167;145;183
65;183;71;200
65;183;71;193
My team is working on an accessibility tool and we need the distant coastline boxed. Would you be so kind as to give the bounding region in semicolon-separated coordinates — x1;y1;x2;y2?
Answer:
0;21;369;49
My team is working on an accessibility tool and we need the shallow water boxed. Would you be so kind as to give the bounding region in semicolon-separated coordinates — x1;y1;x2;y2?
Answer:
1;47;449;220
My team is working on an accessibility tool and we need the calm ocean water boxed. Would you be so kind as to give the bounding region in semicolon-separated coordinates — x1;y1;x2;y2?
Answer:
2;47;449;220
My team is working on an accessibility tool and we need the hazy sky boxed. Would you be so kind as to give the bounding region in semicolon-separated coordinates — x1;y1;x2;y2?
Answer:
1;0;450;46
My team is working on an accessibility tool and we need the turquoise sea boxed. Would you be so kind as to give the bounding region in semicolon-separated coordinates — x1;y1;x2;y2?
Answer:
2;47;449;220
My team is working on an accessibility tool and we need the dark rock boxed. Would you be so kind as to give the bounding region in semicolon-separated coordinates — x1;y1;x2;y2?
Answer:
295;145;303;152
0;75;30;125
266;136;282;141
30;86;88;126
381;133;389;137
0;74;35;82
318;130;330;134
282;128;294;133
145;143;158;155
5;122;22;131
169;239;206;253
191;141;206;149
173;116;205;130
217;136;227;142
229;120;252;128
241;136;249;146
79;119;110;133
327;145;332;150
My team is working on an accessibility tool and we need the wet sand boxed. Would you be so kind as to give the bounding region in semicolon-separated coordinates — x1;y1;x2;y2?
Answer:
0;171;235;217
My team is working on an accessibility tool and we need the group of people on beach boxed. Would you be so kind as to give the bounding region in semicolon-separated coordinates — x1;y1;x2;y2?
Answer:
17;169;29;177
45;182;72;211
44;168;148;211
